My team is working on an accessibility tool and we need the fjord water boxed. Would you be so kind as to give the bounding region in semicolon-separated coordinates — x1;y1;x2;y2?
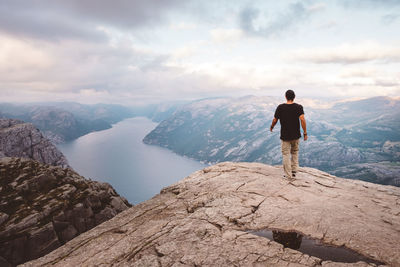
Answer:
58;117;207;204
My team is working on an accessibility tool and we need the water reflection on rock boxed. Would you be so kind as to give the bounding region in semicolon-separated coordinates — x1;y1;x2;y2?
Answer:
247;229;384;265
272;230;302;249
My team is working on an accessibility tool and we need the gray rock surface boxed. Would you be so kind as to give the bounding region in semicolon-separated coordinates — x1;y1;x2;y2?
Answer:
0;157;131;266
0;119;69;168
23;162;399;266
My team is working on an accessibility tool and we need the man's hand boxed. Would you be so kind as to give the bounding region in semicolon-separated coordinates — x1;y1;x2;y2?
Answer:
270;118;278;132
300;114;307;141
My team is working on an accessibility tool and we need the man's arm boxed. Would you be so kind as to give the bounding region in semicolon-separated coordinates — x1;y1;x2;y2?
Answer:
299;114;307;141
270;117;278;132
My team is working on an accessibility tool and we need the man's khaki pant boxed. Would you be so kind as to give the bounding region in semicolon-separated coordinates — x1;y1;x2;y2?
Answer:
281;139;299;178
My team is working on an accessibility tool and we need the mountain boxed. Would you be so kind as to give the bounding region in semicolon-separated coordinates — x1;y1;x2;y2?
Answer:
0;157;131;266
0;119;69;167
130;101;188;122
309;97;400;150
47;102;135;125
0;103;134;143
22;162;400;266
143;96;400;186
330;162;400;186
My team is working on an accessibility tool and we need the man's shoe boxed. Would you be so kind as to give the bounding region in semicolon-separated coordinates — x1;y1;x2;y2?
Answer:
292;172;296;178
284;175;294;180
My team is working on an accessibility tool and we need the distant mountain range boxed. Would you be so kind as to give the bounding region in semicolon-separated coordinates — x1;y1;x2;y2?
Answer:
0;101;186;144
144;96;400;186
0;103;135;143
2;97;398;186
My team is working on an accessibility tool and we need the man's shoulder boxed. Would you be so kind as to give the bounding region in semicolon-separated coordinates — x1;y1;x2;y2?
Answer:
293;103;304;110
295;103;304;115
277;103;303;108
275;103;284;111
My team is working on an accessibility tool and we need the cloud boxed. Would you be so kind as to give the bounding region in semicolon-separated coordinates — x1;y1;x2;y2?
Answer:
56;0;187;29
0;35;156;90
288;43;400;64
338;67;400;89
0;33;233;104
374;79;400;87
170;22;197;30
0;3;107;42
0;36;53;73
238;2;311;38
307;3;326;12
339;68;379;78
339;0;400;9
0;0;188;42
338;0;400;25
210;28;243;43
0;1;398;104
317;20;338;30
382;13;400;24
334;80;400;89
171;46;197;60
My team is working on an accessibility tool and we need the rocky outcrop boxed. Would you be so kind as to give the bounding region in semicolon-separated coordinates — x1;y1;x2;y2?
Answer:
23;162;399;266
0;157;131;266
0;119;69;168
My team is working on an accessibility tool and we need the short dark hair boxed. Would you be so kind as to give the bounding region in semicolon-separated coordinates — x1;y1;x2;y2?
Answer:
285;90;295;101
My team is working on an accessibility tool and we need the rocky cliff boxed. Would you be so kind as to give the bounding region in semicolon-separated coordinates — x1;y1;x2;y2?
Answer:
0;157;131;266
0;119;68;168
23;162;400;266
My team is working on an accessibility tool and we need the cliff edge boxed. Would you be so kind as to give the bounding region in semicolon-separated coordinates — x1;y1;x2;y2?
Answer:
0;119;68;168
0;157;131;266
23;162;400;266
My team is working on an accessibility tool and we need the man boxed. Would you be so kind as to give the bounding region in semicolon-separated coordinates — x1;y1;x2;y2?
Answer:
270;90;307;179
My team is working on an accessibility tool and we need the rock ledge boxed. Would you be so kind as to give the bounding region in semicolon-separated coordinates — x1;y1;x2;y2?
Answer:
23;162;400;266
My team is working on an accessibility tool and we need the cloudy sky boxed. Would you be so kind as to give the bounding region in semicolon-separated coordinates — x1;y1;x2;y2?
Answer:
0;0;399;104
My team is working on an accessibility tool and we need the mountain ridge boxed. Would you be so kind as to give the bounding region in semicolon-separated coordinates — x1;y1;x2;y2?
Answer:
143;95;400;186
0;103;134;143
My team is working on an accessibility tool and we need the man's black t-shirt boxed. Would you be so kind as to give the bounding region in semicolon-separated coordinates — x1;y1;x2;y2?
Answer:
274;103;304;141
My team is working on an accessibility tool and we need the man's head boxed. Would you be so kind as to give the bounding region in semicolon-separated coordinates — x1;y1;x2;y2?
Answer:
285;90;295;101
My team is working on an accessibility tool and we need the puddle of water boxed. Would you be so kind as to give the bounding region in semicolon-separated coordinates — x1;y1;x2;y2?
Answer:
247;229;384;265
